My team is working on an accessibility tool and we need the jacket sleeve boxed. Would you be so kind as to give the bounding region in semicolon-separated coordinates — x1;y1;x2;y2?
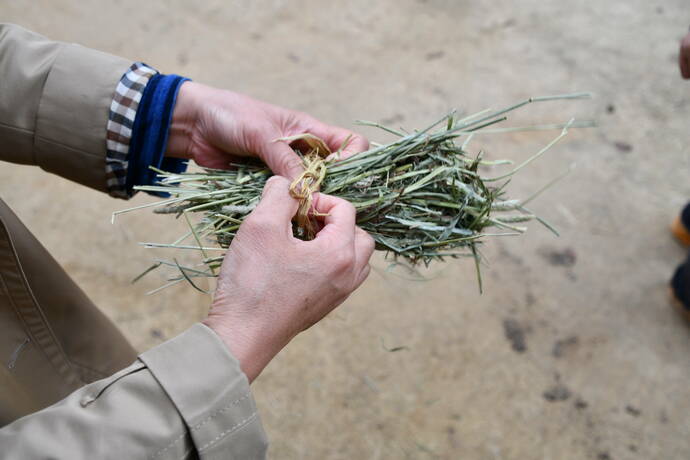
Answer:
0;23;130;192
0;324;269;459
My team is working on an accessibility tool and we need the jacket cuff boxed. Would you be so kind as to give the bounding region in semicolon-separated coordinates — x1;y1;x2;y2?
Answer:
106;62;158;198
139;323;268;459
34;42;130;193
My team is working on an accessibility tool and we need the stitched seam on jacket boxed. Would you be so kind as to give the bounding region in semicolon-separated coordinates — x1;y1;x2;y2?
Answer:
197;411;259;453
34;135;101;158
150;430;189;459
191;392;252;431
0;121;33;133
0;216;81;385
0;269;77;383
149;391;252;459
0;223;80;384
177;445;194;460
68;358;110;381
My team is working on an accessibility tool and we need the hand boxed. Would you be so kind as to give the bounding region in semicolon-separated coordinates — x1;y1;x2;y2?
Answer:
203;176;375;382
166;82;370;178
680;30;690;79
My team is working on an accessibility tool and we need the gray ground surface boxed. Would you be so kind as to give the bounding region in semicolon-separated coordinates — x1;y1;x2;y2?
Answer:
2;1;690;458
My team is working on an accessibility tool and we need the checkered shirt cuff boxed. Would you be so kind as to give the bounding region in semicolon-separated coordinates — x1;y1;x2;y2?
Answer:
106;62;158;198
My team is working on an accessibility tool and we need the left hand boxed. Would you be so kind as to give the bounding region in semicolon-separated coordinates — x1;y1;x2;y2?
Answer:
166;82;370;179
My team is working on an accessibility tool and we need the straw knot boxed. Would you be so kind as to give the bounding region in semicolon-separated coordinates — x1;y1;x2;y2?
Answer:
281;134;333;239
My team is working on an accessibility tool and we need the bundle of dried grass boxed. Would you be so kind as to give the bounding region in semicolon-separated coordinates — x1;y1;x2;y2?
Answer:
116;93;590;292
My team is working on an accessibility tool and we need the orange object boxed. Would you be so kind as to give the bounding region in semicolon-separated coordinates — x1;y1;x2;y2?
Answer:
671;215;690;247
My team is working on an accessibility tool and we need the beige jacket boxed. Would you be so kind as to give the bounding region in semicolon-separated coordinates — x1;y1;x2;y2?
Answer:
0;24;268;458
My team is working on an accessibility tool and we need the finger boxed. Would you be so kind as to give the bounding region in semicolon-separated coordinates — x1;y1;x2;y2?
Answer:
354;227;375;270
262;141;305;179
250;176;299;224
352;227;375;288
307;121;370;161
311;193;356;242
338;133;370;160
195;146;244;170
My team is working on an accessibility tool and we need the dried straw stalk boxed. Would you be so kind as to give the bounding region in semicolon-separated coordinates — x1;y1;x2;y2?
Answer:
116;93;591;293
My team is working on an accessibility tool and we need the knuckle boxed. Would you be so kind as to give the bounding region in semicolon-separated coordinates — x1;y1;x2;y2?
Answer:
277;154;303;175
353;134;370;151
335;198;356;216
331;249;355;272
244;211;275;233
260;176;291;202
265;175;281;186
240;216;260;234
364;234;375;252
290;110;310;123
265;175;289;190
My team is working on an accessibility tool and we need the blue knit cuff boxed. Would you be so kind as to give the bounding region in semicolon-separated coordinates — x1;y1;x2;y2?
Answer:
126;74;190;196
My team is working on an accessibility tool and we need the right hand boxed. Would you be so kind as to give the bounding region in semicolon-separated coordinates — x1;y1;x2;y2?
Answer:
680;30;690;79
203;176;375;382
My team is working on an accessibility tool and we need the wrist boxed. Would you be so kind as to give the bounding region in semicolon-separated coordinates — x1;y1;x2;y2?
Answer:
202;315;286;383
165;81;202;159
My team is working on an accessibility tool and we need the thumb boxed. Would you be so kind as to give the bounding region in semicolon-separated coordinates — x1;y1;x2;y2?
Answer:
251;176;300;224
263;142;305;180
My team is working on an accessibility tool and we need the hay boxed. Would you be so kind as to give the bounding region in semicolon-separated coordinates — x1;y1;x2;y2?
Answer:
116;93;591;292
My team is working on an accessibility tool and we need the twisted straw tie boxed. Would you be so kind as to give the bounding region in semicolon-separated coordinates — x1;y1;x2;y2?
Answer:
285;134;332;239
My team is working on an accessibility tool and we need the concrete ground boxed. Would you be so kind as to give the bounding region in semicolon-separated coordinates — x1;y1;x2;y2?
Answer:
2;1;690;458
